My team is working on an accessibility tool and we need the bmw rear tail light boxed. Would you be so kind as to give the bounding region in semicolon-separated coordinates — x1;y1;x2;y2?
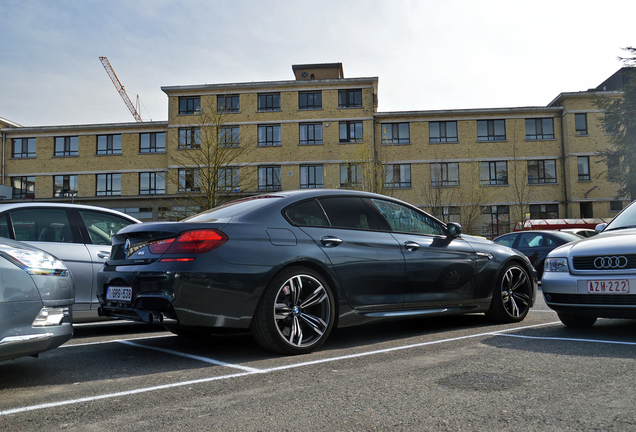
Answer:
148;229;228;255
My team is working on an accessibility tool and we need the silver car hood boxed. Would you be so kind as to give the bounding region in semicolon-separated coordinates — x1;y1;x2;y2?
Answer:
549;228;636;257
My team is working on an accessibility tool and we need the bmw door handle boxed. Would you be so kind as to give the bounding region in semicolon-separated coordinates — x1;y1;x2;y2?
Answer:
404;241;420;252
320;236;343;247
97;251;111;259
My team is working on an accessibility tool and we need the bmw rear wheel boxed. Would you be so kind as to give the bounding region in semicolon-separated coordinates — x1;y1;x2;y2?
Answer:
251;267;335;355
486;263;532;323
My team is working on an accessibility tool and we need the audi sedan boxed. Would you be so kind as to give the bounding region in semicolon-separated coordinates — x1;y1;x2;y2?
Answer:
0;238;74;362
542;200;636;327
97;189;537;355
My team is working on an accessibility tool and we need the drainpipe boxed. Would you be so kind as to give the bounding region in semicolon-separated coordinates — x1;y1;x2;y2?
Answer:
1;130;5;186
559;110;569;217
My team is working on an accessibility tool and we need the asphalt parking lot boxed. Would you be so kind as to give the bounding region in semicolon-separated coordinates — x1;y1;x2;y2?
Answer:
1;291;635;432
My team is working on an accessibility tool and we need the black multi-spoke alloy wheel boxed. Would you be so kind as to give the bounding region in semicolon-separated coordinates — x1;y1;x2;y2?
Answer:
486;263;532;323
251;267;335;355
557;312;597;327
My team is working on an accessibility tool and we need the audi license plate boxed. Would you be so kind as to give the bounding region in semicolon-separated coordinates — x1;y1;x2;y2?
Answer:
587;280;630;294
107;286;133;302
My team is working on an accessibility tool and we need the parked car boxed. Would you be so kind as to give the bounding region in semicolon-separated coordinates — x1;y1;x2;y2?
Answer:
560;228;597;238
0;238;74;362
542;200;636;327
492;230;583;279
0;203;140;322
97;189;537;355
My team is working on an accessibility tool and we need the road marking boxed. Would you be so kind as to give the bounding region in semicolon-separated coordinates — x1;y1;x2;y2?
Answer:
61;333;177;348
0;321;561;417
118;340;262;372
498;333;636;346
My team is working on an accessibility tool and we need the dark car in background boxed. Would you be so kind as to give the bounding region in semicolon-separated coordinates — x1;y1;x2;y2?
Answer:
493;230;583;279
0;238;74;362
0;203;140;322
542;200;636;327
98;190;537;355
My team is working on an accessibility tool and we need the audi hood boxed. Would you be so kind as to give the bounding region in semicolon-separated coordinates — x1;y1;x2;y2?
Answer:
547;228;636;258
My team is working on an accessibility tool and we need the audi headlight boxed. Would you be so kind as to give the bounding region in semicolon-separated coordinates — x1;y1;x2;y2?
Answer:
545;257;569;272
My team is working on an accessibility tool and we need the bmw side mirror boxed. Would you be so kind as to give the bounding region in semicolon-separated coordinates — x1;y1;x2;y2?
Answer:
595;223;607;233
447;222;462;238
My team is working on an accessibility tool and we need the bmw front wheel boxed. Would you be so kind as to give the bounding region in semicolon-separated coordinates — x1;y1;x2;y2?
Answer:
486;263;532;323
251;267;335;355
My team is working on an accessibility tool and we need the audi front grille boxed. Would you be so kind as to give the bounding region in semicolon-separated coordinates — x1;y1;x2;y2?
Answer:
572;254;636;271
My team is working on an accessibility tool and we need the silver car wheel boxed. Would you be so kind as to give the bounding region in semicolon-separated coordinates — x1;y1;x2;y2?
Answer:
273;274;332;348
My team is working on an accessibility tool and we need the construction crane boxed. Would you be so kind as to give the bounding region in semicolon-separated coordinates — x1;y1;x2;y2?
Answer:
99;56;143;122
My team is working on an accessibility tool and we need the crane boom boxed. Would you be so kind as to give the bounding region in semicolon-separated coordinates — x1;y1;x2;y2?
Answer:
99;56;143;122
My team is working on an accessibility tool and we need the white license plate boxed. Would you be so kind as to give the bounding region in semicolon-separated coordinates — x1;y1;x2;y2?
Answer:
587;280;630;294
107;286;133;302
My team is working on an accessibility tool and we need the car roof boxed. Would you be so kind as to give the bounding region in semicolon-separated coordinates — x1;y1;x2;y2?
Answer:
0;202;141;222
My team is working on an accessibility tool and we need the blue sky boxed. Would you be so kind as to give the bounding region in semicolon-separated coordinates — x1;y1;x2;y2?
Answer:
1;0;634;126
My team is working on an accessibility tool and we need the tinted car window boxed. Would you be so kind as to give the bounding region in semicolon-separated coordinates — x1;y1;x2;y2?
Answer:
371;199;444;235
77;210;136;245
9;209;74;243
0;213;9;239
318;197;378;230
286;200;329;227
494;234;516;247
518;232;546;248
185;196;283;222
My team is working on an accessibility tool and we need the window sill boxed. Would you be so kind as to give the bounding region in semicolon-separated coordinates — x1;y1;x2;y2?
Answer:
138;151;167;155
477;139;508;143
177;112;201;116
257;109;282;113
338;106;363;109
9;156;37;159
528;182;559;186
53;154;79;158
257;144;282;147
298;142;324;146
339;141;365;145
525;138;557;142
95;153;123;156
381;142;411;146
429;141;459;144
298;108;323;111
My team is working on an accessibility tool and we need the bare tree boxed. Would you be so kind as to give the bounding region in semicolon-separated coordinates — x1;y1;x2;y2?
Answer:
166;101;256;217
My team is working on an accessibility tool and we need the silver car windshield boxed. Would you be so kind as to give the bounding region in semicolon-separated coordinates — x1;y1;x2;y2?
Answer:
605;201;636;231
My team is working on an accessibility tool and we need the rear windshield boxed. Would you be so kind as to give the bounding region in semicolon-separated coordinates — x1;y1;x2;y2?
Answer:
183;196;282;222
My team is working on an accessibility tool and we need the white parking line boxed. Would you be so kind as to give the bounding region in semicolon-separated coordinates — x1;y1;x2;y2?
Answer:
118;340;262;373
498;333;636;346
0;320;593;417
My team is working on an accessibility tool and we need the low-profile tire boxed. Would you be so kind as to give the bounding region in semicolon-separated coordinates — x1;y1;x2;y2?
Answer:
557;312;597;328
251;267;335;355
486;263;533;323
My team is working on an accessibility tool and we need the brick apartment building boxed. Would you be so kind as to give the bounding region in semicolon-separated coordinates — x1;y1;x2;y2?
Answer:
0;63;629;237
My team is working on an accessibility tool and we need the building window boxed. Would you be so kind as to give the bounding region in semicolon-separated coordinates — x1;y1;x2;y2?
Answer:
482;205;510;238
178;128;201;149
258;125;281;146
525;118;554;140
527;160;557;184
217;95;239;113
432;206;461;224
577;156;591;181
219;126;240;147
299;92;322;110
430;162;459;187
299;123;323;145
340;163;363;188
140;132;166;153
218;167;240;192
384;164;411;188
339;121;363;143
610;200;623;212
96;173;121;196
300;165;324;188
429;121;458;143
257;93;281;112
178;168;200;192
258;166;281;190
575;113;588;135
477;120;506;141
96;134;122;155
12;138;36;158
54;175;78;197
54;136;79;156
139;172;165;195
381;123;410;144
11;176;35;199
338;89;362;108
480;161;508;185
179;97;201;115
529;204;558;219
